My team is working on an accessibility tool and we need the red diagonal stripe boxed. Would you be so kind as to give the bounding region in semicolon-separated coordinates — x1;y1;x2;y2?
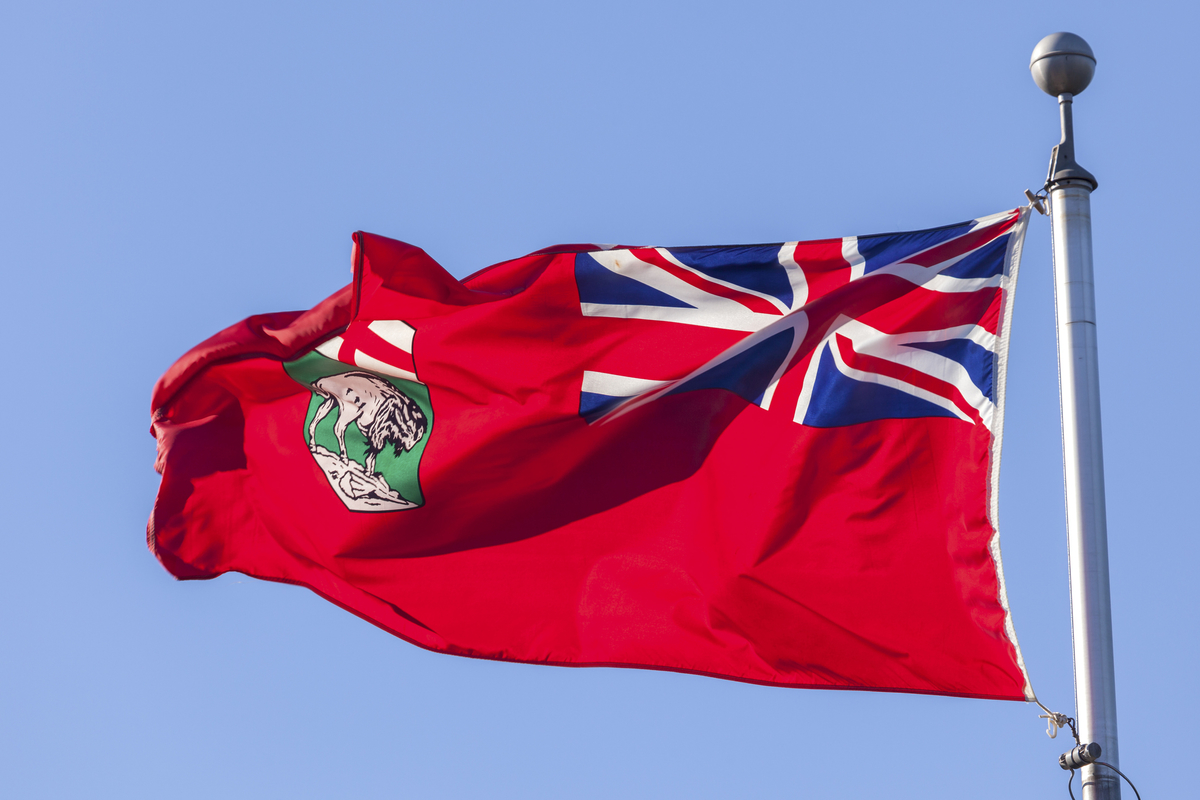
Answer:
632;248;784;316
904;212;1017;268
834;334;980;424
855;286;1002;336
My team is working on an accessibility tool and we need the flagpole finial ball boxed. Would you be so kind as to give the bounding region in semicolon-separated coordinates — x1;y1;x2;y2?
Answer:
1030;32;1096;97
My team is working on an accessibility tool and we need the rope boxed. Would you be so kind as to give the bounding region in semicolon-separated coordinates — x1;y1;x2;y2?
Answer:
1035;697;1080;743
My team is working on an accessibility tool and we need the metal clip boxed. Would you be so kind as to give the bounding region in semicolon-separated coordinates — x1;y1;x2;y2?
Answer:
1039;710;1080;743
1024;189;1048;216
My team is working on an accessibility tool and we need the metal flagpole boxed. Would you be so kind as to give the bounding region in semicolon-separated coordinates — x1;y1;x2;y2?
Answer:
1030;33;1122;800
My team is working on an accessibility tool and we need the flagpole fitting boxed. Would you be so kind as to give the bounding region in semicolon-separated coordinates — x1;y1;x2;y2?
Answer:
1061;742;1102;770
1031;32;1098;191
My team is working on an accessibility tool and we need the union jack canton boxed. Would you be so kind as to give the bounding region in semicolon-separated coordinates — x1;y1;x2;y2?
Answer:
574;209;1028;436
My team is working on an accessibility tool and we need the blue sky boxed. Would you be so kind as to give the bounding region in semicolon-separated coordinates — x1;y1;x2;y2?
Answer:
2;2;1196;797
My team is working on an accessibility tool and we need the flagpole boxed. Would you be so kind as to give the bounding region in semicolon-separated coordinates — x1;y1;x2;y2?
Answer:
1030;33;1121;800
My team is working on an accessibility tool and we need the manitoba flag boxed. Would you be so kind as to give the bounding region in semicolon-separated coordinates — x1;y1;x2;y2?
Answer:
150;208;1034;701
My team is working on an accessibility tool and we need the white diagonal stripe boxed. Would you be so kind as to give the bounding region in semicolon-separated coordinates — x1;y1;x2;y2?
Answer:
315;336;344;360
579;302;780;333
836;318;995;431
581;371;670;398
654;247;793;314
353;350;421;384
367;319;415;352
583;250;775;331
827;335;973;423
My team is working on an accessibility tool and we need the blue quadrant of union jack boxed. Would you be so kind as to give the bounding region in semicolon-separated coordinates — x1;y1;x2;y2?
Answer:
574;208;1029;430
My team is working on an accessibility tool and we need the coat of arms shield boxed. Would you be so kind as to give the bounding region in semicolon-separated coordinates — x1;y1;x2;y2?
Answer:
283;349;432;512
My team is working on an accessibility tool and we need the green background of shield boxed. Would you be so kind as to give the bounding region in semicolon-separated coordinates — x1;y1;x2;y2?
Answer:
283;350;432;507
